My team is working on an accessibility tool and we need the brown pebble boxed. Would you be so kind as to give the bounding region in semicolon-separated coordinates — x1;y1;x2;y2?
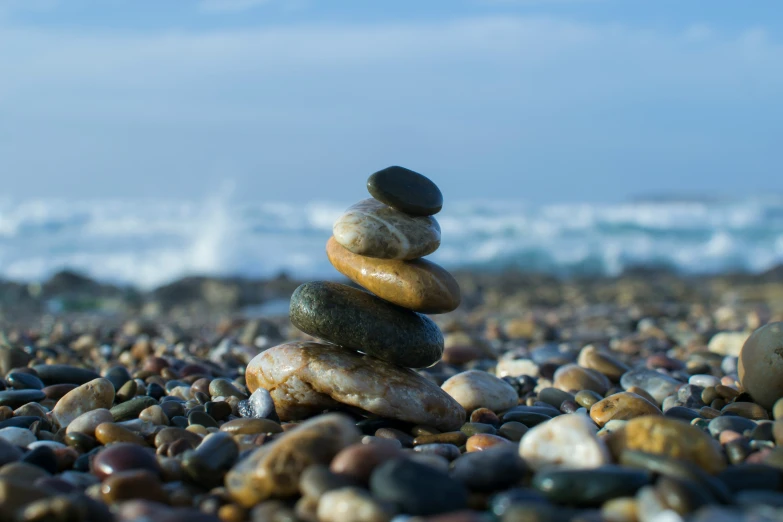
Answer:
95;422;147;446
699;406;722;419
0;407;12;421
220;418;282;435
701;387;718;405
42;384;78;401
92;442;161;480
101;470;168;504
411;425;440;436
719;430;742;445
154;427;203;448
465;433;511;452
721;402;769;420
625;386;657;405
715;385;740;400
413;432;467;447
330;442;402;482
469;408;500;426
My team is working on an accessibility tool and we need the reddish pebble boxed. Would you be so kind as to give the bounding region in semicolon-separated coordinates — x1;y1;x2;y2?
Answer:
330;442;402;482
746;448;773;464
469;408;500;426
465;433;511;452
92;443;161;480
719;430;742;445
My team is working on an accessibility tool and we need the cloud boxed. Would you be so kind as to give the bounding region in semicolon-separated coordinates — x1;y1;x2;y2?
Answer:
198;0;271;13
0;15;781;203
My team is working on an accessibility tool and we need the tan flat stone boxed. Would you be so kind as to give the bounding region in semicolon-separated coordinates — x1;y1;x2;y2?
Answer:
326;237;460;314
225;413;361;506
333;198;440;260
245;341;466;432
589;392;661;427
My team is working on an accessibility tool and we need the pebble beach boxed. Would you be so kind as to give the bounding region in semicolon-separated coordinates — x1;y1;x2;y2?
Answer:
2;168;783;522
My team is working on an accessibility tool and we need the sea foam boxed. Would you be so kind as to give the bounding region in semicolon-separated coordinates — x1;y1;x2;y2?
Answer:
1;195;782;289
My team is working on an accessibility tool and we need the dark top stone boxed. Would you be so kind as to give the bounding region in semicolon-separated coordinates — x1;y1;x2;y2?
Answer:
289;281;444;368
367;166;443;216
6;372;44;390
33;364;100;386
92;443;161;481
104;366;132;392
0;389;46;409
450;445;528;492
532;466;652;506
708;415;757;437
370;458;468;516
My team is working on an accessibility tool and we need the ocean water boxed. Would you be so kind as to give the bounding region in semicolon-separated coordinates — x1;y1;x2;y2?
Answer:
1;194;783;289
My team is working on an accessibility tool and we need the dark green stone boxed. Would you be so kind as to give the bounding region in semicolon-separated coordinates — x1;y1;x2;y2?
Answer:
532;466;652;506
110;396;158;422
289;281;444;368
188;410;219;429
367;166;443;216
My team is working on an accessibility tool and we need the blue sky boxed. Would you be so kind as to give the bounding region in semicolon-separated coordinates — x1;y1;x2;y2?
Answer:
1;0;781;203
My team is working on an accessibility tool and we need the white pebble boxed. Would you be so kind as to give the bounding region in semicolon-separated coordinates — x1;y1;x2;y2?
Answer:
688;374;720;388
0;427;37;447
519;413;610;470
28;440;67;450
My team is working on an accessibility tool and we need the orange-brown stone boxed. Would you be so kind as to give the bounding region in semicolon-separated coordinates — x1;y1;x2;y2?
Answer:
589;392;662;427
326;236;460;314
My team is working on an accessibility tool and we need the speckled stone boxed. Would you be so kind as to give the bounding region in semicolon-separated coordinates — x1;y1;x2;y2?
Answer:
441;370;518;413
333;198;441;260
290;282;444;368
367;165;443;216
246;341;464;431
51;378;115;428
738;322;783;409
607;416;726;474
225;413;361;507
326;237;460;314
519;412;610;470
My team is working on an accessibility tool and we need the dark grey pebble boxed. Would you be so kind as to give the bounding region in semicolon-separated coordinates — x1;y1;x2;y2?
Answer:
530;343;578;366
22;445;58;474
188;411;219;429
718;464;782;493
735;490;783;508
103;366;131;391
656;476;715;514
33;364;100;386
708;415;757;437
159;401;186;419
182;432;239;488
664;406;701;422
0;416;43;429
537;388;576;410
502;411;554;427
0;389;46;408
289;281;444;369
6;372;44;390
146;382;165;400
750;422;775;442
0;346;32;375
0;438;22;466
366;166;443;216
299;465;361;499
532;466;651;506
450;446;527;492
489;488;551;517
370;458;468;516
110;396;158;422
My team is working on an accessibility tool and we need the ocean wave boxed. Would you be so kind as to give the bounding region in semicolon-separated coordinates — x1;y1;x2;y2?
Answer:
1;195;782;289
